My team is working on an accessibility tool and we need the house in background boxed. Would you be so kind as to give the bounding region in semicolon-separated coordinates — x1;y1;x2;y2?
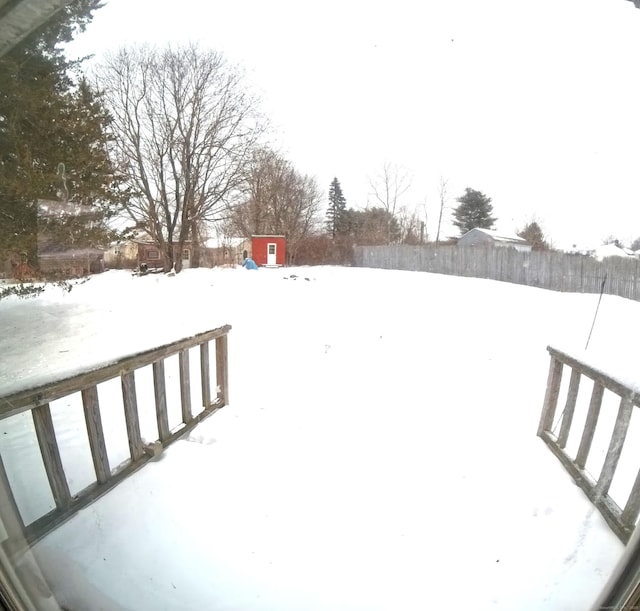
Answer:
36;199;106;277
457;228;532;253
204;236;252;266
593;243;636;261
104;233;194;271
251;235;286;267
137;241;193;270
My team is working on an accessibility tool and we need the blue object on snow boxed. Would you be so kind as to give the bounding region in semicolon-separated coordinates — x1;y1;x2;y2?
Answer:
242;258;258;270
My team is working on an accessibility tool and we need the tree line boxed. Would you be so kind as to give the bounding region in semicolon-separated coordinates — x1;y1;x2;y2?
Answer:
1;1;555;276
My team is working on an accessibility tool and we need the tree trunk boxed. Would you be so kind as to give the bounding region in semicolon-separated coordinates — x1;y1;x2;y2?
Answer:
190;220;201;268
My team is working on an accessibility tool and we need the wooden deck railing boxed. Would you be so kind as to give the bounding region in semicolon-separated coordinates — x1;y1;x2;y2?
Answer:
538;346;640;543
0;325;230;553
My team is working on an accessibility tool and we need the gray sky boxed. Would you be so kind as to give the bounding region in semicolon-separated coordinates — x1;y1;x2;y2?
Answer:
66;0;640;249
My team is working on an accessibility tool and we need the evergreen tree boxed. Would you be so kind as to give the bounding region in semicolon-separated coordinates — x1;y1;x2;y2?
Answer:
452;188;496;235
517;221;549;250
0;0;118;271
326;178;347;238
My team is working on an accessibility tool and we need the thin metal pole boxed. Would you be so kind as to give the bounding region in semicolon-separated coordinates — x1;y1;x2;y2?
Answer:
585;272;607;350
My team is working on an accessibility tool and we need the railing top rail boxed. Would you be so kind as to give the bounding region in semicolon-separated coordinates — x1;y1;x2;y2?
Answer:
547;345;640;402
0;324;232;419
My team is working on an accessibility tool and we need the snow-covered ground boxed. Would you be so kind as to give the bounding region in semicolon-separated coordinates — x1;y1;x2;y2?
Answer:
0;265;637;610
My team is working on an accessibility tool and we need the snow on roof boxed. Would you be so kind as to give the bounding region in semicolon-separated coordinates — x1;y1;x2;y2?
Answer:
466;227;529;243
593;243;634;260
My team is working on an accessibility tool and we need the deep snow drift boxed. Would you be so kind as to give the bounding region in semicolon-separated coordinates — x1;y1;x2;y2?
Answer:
0;265;635;610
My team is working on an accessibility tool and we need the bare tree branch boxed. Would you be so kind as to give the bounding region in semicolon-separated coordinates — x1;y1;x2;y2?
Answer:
368;162;412;244
97;44;266;271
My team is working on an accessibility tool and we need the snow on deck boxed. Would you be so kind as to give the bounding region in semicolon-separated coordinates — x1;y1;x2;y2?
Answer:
0;266;633;610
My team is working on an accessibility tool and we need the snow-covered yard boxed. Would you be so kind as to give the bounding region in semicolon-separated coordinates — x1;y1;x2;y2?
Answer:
0;265;635;610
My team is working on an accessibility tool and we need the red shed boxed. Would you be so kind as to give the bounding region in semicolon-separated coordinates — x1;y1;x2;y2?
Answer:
251;235;286;267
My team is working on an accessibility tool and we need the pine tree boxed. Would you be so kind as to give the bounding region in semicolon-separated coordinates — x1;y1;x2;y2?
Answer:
0;0;118;270
326;178;347;238
452;188;496;235
517;221;549;250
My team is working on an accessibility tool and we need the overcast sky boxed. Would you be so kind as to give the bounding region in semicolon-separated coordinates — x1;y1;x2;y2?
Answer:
66;0;640;249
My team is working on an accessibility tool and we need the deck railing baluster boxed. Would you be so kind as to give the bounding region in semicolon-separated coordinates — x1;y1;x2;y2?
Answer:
153;360;170;442
81;385;110;485
216;335;229;406
200;342;211;408
121;371;144;461
179;349;192;423
32;404;71;509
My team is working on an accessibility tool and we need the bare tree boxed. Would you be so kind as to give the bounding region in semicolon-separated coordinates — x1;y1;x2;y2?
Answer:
227;148;322;263
436;176;449;247
368;162;412;243
396;205;425;245
98;44;264;271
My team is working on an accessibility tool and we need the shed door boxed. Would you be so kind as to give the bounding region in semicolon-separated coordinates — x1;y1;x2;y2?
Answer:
267;243;277;265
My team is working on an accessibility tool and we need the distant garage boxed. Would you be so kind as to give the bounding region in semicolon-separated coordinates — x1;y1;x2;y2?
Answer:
251;235;286;267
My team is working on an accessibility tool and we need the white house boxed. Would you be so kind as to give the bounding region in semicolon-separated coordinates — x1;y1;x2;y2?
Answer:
457;228;532;253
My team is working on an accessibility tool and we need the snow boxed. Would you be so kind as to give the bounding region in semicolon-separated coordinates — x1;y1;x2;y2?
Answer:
468;227;528;243
593;243;634;261
0;265;637;610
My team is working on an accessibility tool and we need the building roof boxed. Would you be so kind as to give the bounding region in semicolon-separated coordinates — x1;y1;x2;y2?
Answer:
462;227;529;244
593;243;634;260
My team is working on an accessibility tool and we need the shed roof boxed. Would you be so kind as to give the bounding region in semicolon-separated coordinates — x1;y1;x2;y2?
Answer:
593;243;634;260
462;228;529;244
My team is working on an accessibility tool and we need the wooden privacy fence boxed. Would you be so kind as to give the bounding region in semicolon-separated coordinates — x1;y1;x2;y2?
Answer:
0;325;230;553
538;346;640;543
354;244;640;301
